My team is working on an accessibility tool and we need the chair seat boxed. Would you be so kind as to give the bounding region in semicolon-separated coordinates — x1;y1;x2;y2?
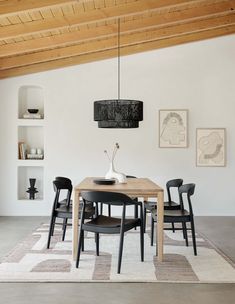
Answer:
164;209;190;217
58;198;86;206
164;201;180;210
145;200;180;211
152;209;190;222
83;215;140;233
55;204;95;219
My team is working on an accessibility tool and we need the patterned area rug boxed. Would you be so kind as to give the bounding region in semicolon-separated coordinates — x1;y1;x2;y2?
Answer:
0;222;235;282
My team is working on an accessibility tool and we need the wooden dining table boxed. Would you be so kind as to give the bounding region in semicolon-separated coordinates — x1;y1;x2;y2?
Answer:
72;177;164;262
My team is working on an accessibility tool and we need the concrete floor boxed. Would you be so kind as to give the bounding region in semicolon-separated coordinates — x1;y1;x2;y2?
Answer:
0;216;235;304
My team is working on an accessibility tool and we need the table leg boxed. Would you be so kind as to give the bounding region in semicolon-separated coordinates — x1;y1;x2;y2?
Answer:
157;191;164;262
72;189;80;260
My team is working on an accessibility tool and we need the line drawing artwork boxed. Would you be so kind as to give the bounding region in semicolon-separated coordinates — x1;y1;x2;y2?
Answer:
196;129;226;167
159;110;187;147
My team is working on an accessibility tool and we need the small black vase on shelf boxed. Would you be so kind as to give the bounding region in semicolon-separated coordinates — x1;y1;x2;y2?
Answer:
26;178;38;200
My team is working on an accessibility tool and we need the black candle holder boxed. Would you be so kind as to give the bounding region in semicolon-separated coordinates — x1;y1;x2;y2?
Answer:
26;178;38;200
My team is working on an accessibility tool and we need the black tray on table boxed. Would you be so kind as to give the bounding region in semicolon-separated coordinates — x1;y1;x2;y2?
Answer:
93;178;116;185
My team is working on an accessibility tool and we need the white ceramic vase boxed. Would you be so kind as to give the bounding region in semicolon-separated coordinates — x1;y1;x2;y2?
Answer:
105;161;127;184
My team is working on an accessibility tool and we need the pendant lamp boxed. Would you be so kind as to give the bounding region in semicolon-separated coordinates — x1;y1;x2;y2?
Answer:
94;19;143;128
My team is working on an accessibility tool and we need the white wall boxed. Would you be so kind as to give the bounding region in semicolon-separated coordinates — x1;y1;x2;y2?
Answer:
0;34;235;216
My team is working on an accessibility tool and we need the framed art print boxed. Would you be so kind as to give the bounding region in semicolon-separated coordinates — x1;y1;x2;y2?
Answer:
196;128;226;167
159;109;188;148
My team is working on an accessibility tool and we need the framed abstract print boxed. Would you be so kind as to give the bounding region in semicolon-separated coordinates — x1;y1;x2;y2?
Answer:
196;128;226;167
159;109;188;148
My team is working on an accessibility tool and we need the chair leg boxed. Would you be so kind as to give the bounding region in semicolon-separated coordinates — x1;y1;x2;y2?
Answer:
144;207;147;233
171;223;175;233
51;216;56;236
140;208;144;262
182;222;186;239
117;229;125;274
62;218;67;241
76;228;84;268
95;233;99;256
108;204;111;217
47;215;55;249
151;217;154;246
81;230;84;251
134;204;138;230
134;204;138;218
100;203;103;215
182;222;188;246
191;218;197;256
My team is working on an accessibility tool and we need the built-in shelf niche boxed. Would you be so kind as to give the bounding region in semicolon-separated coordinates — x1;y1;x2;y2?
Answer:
18;126;44;160
18;85;44;119
18;166;44;200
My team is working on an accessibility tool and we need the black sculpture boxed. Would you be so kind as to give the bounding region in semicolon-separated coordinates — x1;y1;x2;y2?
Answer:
26;178;38;200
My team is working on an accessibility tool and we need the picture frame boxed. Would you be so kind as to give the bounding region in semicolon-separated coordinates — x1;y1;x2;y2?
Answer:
196;128;226;167
159;109;188;148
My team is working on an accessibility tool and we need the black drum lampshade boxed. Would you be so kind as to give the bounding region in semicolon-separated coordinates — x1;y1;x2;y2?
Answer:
94;99;143;128
93;19;144;129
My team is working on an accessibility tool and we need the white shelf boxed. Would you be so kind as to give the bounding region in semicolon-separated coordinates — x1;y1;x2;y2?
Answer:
18;126;44;160
18;119;45;126
17;160;45;166
17;84;45;204
18;85;44;119
17;166;44;200
18;199;44;202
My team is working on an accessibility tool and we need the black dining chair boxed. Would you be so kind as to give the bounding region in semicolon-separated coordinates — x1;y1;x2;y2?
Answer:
151;183;197;255
55;176;73;206
76;190;144;274
144;178;183;232
100;175;139;219
47;179;95;249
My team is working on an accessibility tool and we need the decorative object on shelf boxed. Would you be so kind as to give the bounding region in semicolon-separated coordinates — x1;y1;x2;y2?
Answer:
23;112;42;119
22;109;41;119
30;148;37;155
26;147;44;160
26;178;38;200
196;128;226;167
36;148;42;155
27;109;39;114
104;143;126;183
159;109;188;148
94;19;143;129
27;154;44;160
18;142;27;160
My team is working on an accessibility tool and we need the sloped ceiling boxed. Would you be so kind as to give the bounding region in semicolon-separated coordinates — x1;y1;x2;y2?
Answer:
0;0;234;79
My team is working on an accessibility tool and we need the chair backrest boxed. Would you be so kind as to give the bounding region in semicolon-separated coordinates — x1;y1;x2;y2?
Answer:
81;191;136;223
179;183;195;215
53;179;72;208
81;191;135;206
166;178;183;202
55;176;72;185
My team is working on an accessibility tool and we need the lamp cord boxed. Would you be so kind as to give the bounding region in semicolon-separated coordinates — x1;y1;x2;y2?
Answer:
118;18;120;100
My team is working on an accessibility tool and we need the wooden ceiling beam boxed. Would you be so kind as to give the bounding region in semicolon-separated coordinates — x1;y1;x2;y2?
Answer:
0;24;234;80
1;13;234;70
0;1;85;17
0;0;208;40
0;0;235;57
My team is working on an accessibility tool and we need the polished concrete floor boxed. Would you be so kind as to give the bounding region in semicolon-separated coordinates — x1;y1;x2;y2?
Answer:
0;216;235;304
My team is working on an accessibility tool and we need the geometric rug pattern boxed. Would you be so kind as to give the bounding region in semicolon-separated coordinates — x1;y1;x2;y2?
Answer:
0;222;235;282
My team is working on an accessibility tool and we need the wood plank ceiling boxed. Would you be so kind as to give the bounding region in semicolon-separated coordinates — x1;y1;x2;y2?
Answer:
0;0;234;79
